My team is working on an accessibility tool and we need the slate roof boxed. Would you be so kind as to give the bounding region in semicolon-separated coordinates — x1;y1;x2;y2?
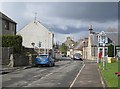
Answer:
74;38;88;50
106;32;118;45
0;12;16;24
91;32;118;46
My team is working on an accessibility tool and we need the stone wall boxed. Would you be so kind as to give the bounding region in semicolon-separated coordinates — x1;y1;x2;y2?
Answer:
0;47;13;65
0;47;36;67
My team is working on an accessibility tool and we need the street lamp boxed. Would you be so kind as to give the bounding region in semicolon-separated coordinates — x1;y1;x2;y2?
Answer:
31;42;35;52
82;41;85;60
31;42;35;48
72;43;74;58
99;31;107;70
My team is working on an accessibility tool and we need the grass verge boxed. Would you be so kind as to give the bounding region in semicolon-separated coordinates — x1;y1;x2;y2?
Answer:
99;62;118;87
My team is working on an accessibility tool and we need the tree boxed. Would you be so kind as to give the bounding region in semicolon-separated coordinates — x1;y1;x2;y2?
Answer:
108;44;114;57
60;43;68;54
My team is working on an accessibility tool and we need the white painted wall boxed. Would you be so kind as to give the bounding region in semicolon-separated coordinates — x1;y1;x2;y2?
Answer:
17;20;53;49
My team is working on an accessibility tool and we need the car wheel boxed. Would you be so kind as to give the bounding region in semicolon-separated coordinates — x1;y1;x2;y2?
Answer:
49;62;52;67
35;64;38;67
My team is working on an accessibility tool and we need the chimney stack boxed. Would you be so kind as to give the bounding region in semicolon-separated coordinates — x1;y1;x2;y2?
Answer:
89;25;93;34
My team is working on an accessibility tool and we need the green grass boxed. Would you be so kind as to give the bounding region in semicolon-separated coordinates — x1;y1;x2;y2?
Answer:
99;62;118;87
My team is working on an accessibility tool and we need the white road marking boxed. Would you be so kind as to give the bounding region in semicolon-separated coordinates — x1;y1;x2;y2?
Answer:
69;63;86;89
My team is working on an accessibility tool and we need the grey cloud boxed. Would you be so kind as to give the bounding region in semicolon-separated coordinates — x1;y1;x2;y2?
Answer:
2;2;118;30
1;2;118;42
45;2;118;22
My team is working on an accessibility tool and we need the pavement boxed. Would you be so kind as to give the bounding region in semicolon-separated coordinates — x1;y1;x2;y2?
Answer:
71;60;106;88
0;65;33;75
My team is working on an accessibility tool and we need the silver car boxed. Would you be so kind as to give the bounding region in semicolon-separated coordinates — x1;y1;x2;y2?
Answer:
73;53;82;61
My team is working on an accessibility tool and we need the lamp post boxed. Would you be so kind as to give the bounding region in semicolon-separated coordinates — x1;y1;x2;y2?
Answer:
31;42;35;49
99;31;107;70
72;43;74;58
82;41;85;60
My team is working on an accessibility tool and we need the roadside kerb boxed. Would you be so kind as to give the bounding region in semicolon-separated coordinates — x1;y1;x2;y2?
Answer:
98;66;107;89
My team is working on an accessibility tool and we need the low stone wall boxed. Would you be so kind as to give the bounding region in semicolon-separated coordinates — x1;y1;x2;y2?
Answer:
13;54;29;67
0;47;13;65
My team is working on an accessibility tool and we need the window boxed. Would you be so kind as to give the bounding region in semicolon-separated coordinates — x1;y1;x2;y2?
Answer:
4;20;9;30
11;23;15;31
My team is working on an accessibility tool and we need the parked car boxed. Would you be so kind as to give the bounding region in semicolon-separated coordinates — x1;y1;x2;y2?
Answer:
35;54;55;67
73;53;82;61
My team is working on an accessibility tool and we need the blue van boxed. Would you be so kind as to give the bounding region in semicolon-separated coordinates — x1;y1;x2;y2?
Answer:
35;54;55;67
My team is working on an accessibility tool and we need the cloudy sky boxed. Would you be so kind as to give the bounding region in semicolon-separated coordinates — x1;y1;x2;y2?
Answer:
0;1;118;43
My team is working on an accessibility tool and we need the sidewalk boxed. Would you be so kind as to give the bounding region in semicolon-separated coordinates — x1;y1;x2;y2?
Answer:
72;60;105;88
0;65;33;74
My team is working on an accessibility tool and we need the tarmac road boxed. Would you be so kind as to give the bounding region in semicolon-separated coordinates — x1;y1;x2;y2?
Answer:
2;58;84;88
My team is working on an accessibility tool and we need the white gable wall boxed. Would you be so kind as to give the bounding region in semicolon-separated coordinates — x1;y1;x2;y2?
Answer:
17;20;53;49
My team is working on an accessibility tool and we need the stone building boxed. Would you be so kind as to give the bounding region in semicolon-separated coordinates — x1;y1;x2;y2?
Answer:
0;12;17;35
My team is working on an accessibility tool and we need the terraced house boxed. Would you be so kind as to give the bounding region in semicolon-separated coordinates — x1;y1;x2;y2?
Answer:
0;12;17;35
0;12;17;66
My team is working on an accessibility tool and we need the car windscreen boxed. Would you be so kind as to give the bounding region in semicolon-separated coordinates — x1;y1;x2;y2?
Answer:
75;53;80;56
38;55;48;58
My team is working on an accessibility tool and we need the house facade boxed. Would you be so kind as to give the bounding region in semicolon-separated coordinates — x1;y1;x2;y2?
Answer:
17;20;54;54
64;37;76;57
0;12;17;35
73;39;83;56
83;25;118;60
0;12;17;66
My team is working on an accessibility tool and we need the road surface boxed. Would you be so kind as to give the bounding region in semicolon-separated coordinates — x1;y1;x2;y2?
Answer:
2;58;84;88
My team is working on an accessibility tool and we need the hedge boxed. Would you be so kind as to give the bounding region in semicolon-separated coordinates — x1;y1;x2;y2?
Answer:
108;44;114;57
2;35;22;53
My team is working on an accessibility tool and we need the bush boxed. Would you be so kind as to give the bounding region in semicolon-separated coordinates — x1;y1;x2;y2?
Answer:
2;35;22;53
108;44;114;57
111;57;117;63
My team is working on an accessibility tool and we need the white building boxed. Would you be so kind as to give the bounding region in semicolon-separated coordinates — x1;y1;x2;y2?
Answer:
83;25;118;60
17;20;54;53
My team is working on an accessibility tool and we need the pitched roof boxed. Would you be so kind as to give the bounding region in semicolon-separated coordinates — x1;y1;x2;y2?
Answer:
0;12;16;24
17;20;52;34
74;38;88;50
106;32;118;45
90;32;118;46
17;20;53;48
74;41;83;50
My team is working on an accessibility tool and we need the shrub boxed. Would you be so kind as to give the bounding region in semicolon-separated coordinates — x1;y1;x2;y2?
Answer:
111;57;117;63
108;44;114;57
2;35;22;53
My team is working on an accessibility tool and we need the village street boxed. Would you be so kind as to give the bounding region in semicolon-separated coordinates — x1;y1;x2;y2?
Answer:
2;58;84;88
